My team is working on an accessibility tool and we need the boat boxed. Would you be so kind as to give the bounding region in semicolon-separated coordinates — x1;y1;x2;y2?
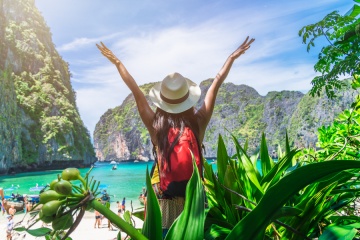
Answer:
1;189;25;213
110;160;117;164
27;195;40;204
4;184;20;192
134;160;139;163
0;188;40;214
112;165;117;170
3;199;25;213
29;184;47;192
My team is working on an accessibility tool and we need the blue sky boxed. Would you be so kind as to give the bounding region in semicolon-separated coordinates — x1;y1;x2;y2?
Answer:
34;0;352;137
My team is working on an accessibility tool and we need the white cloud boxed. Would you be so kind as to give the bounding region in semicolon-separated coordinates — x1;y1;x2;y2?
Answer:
58;33;121;51
75;82;131;138
56;0;351;136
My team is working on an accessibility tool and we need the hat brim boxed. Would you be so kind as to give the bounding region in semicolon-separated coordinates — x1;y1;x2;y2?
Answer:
149;79;201;114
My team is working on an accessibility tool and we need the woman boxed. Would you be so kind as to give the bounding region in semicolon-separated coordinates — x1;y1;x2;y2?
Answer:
97;36;254;232
6;215;14;240
121;197;126;212
94;209;101;228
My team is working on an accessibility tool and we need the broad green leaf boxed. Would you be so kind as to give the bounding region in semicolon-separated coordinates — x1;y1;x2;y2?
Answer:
205;207;234;229
142;167;162;240
123;210;132;224
261;149;299;191
319;223;360;240
347;4;360;18
204;160;227;209
132;209;145;221
231;134;264;194
217;134;229;184
225;160;360;240
328;215;360;225
272;206;302;220
165;158;205;240
286;182;338;240
25;227;52;237
205;224;231;240
243;139;249;152
14;227;26;232
223;165;241;223
300;171;355;202
260;133;273;176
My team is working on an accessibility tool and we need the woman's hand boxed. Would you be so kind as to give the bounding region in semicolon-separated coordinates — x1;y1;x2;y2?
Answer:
230;36;255;60
96;42;120;65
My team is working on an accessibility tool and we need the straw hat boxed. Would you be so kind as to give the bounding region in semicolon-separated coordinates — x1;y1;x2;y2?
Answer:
149;72;201;114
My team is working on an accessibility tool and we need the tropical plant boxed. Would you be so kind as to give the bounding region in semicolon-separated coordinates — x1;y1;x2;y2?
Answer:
296;0;360;168
316;107;360;160
299;0;360;98
204;133;360;239
13;133;360;240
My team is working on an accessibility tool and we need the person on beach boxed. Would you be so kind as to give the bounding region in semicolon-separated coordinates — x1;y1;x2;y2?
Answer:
107;218;113;231
0;199;5;215
94;209;101;228
8;205;16;216
6;215;14;240
97;36;255;234
121;198;126;212
26;200;32;212
116;201;122;216
23;195;28;213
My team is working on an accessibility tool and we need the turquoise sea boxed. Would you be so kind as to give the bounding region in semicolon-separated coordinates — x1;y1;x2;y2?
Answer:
0;161;157;209
0;160;265;211
0;161;220;209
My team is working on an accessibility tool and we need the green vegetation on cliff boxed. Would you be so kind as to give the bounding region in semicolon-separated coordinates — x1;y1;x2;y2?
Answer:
0;0;95;172
94;80;358;161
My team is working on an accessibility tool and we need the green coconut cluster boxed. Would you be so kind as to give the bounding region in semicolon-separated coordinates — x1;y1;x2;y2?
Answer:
36;168;90;236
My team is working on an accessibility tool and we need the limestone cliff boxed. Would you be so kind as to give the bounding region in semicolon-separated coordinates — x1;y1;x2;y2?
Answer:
94;79;358;161
0;0;96;173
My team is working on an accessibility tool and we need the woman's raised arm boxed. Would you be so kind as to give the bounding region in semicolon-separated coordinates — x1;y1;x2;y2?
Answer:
96;42;155;134
196;37;255;129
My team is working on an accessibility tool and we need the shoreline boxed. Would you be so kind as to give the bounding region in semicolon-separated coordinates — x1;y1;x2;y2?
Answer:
0;202;144;240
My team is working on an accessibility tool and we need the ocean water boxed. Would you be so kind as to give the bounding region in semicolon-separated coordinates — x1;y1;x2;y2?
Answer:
0;160;241;210
0;161;155;209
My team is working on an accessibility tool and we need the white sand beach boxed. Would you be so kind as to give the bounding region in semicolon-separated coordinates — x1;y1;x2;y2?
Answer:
0;204;144;240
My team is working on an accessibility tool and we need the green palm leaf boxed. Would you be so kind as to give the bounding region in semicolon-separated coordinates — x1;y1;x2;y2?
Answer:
231;134;264;195
141;167;162;240
217;134;229;184
319;222;360;240
225;160;360;240
261;149;299;191
165;157;205;240
260;133;274;176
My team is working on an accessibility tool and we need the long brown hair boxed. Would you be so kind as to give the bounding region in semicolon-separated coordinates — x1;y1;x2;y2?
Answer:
152;107;201;171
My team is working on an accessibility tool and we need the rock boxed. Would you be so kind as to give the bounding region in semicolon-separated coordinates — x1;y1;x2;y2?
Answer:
93;79;359;161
